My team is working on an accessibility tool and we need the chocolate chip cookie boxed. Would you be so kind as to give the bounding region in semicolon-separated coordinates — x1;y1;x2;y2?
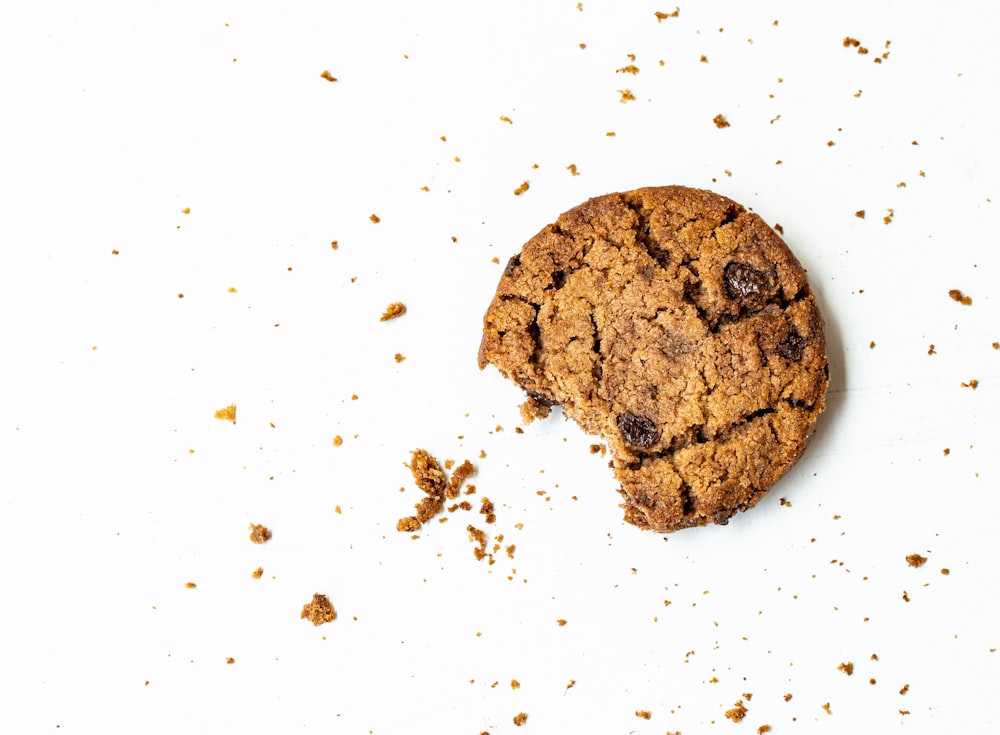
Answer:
478;186;828;532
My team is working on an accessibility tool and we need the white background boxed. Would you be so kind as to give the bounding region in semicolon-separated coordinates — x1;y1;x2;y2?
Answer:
2;1;998;732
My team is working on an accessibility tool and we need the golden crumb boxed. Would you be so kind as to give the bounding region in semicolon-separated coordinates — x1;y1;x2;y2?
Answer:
869;341;876;349
713;114;730;128
252;567;264;579
380;302;406;321
394;353;406;363
838;662;854;675
369;213;381;223
320;70;337;82
557;619;567;627
185;582;196;589
249;524;271;544
843;36;860;48
511;679;521;689
784;693;793;702
333;435;343;446
479;497;496;524
902;590;910;602
513;180;530;196
567;163;579;176
943;447;950;455
617;88;636;103
513;712;527;727
300;593;337;626
700;54;709;62
506;544;516;558
757;726;772;734
226;657;235;664
821;702;832;715
992;342;999;350
725;701;748;722
617;65;639;74
941;567;950;575
899;683;910;695
655;8;680;21
906;553;928;568
500;115;513;124
928;344;936;355
949;289;972;305
961;379;979;389
883;208;894;224
214;404;236;423
111;249;119;255
181;207;190;214
635;710;652;720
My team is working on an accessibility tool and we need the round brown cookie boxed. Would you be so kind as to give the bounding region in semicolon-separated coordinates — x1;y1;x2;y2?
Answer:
478;186;828;532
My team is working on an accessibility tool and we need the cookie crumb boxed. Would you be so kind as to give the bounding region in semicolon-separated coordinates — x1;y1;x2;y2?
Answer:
906;553;927;567
655;8;680;22
757;726;771;734
928;344;936;355
855;210;865;219
700;54;708;62
948;289;972;305
513;181;530;196
394;353;406;363
556;619;567;627
369;213;381;223
941;567;950;575
725;700;748;722
617;89;636;103
185;582;196;589
899;683;910;695
511;679;521;689
617;65;639;75
883;208;894;224
214;404;237;423
838;662;854;676
380;302;406;321
226;657;235;664
567;163;579;176
869;341;876;349
500;115;513;124
320;70;337;82
252;567;263;579
713;113;730;128
333;435;343;446
821;702;832;715
249;524;272;544
635;710;652;719
300;593;337;626
513;712;528;726
961;379;979;389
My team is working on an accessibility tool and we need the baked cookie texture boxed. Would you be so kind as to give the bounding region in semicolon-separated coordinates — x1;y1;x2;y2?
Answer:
478;186;828;532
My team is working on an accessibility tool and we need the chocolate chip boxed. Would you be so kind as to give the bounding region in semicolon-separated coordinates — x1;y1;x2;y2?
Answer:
549;270;565;290
504;255;521;278
723;262;771;302
617;412;660;449
525;389;557;407
777;329;806;361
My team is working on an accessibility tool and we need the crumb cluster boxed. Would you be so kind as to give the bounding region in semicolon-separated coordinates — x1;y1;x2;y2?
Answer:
300;593;337;626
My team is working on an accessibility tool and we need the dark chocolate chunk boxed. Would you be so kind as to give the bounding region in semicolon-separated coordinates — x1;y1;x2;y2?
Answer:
617;412;660;449
723;262;771;302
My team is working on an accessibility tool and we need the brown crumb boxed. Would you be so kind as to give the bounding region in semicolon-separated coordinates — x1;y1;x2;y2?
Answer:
479;497;496;524
838;662;854;676
883;208;894;224
226;657;235;664
725;700;748;722
249;524;272;544
843;37;861;48
333;435;343;446
993;342;999;350
784;693;793;702
961;379;979;389
899;683;910;695
821;702;832;715
185;582;196;589
252;567;264;579
855;210;865;219
713;113;730;128
949;288;972;305
394;353;406;363
928;344;936;355
330;240;338;250
511;679;521;690
396;516;421;532
468;525;488;560
513;712;527;727
943;448;950;456
655;8;680;22
214;404;236;423
757;727;771;734
902;590;910;602
300;593;337;626
635;710;652;720
617;65;639;74
513;180;530;196
505;544;516;558
700;54;708;62
369;213;381;223
320;70;337;82
566;163;579;176
500;115;513;124
869;341;876;349
556;619;567;627
617;89;635;103
941;568;950;575
906;553;928;568
380;302;406;321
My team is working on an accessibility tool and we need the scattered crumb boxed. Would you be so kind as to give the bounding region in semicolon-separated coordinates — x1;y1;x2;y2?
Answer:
928;344;936;355
567;163;579;176
784;693;793;702
899;683;910;695
500;115;513;124
333;435;343;446
700;54;708;63
513;712;528;727
941;568;950;575
713;114;730;129
906;553;928;568
902;590;910;602
725;700;748;722
185;582;196;589
635;710;652;720
617;89;636;103
961;379;979;389
993;342;999;350
758;726;771;734
214;404;237;423
226;657;235;664
821;702;832;715
330;240;339;250
883;208;894;224
838;662;854;676
511;679;521;690
394;353;406;363
949;289;972;305
855;210;865;219
300;593;337;626
252;567;263;579
869;341;876;349
249;524;272;544
557;619;567;627
479;497;496;524
513;181;530;196
655;8;680;22
380;302;406;321
943;448;950;455
320;70;337;82
617;65;639;75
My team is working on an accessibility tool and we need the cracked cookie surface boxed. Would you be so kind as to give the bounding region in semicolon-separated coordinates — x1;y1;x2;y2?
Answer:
478;186;829;532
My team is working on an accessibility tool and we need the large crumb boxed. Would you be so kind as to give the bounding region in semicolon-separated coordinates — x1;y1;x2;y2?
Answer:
948;289;972;305
214;404;237;423
713;113;731;128
513;712;528;726
906;553;928;568
249;524;272;544
398;449;476;532
725;700;748;721
300;593;337;626
380;302;407;321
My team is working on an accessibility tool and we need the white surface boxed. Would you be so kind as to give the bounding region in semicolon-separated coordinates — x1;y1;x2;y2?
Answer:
2;1;998;732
